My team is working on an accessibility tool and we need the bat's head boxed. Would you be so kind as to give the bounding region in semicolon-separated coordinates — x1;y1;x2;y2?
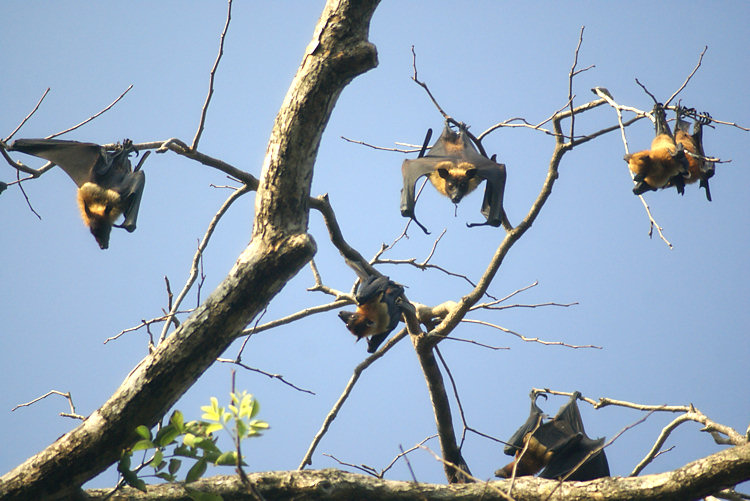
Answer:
436;162;481;204
78;183;123;249
338;310;375;339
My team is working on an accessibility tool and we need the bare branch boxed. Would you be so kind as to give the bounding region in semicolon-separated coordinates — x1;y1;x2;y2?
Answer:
192;0;233;149
12;390;85;420
216;358;315;395
4;87;50;143
665;46;708;106
158;183;251;344
299;329;410;469
463;319;602;349
46;85;133;139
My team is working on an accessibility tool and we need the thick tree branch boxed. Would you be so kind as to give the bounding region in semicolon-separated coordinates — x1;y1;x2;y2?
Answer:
84;443;750;500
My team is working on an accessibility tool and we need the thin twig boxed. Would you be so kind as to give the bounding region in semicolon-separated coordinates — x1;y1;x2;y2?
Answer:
462;319;602;349
192;0;232;150
158;184;251;344
298;329;409;469
4;88;50;143
11;390;85;420
216;358;315;395
665;46;707;106
47;85;133;139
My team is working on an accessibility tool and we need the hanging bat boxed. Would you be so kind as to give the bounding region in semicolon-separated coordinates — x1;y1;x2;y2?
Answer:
338;274;405;353
625;103;689;195
8;138;147;249
400;123;507;233
496;391;610;481
674;106;715;201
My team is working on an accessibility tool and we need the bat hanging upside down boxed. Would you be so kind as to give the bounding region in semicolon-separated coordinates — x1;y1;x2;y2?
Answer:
624;103;689;196
495;391;610;481
338;274;405;353
673;106;715;201
400;122;507;233
8;138;147;249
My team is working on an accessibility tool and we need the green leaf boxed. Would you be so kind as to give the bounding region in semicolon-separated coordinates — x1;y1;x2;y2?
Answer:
155;424;180;447
236;419;248;439
200;397;221;421
182;433;197;448
151;450;164;469
193;436;221;453
135;425;152;440
251;420;269;431
132;439;155;452
170;410;185;433
185;458;207;483
204;422;224;435
214;451;238;466
118;458;147;492
169;458;182;475
156;472;176;482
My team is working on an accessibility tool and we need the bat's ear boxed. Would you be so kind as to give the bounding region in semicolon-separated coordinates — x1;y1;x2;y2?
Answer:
437;167;450;179
465;168;478;179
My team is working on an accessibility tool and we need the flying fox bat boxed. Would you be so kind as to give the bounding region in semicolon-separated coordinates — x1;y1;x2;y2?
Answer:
400;123;507;233
338;274;405;353
8;138;147;249
625;103;689;196
674;106;715;201
495;391;609;481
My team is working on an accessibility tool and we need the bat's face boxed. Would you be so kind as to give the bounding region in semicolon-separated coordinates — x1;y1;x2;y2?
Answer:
435;164;481;204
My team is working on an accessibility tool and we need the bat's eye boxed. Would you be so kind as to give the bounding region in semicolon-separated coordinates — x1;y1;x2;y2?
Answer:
365;320;375;327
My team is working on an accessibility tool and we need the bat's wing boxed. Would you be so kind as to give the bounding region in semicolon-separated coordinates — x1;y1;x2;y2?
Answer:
355;275;389;305
503;391;546;456
693;111;715;201
539;392;609;480
9;139;104;187
539;436;609;481
471;159;507;227
116;170;146;232
400;126;453;234
451;127;507;228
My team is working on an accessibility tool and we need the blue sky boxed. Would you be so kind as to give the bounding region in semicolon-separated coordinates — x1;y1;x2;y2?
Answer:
1;1;749;489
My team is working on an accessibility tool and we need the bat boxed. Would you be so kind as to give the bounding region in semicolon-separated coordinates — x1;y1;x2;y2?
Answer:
400;123;507;233
8;138;147;249
495;391;610;481
624;103;689;195
674;106;715;201
338;274;405;353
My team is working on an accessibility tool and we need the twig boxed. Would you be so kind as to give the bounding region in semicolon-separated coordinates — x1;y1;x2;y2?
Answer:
192;0;232;150
12;390;85;420
158;184;251;344
216;358;315;395
103;310;194;344
340;135;417;153
665;46;707;106
462;319;602;349
298;329;409;469
4;87;50;143
47;85;133;139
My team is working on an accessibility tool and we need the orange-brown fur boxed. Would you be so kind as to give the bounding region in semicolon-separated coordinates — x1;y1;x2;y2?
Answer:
625;134;683;190
77;182;123;248
495;435;553;478
674;129;702;184
428;161;481;201
339;294;388;339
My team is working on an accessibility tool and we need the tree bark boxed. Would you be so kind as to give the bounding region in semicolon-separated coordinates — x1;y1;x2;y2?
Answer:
83;443;750;500
0;1;379;499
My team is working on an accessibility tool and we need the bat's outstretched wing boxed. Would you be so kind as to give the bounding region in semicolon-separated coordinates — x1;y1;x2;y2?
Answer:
9;138;104;187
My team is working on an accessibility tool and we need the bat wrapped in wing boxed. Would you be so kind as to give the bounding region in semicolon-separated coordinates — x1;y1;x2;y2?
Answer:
496;391;610;481
8;138;147;249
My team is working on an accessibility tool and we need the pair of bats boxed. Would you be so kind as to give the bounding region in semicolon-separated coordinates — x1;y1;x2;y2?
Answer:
6;138;147;249
625;104;714;200
495;391;610;481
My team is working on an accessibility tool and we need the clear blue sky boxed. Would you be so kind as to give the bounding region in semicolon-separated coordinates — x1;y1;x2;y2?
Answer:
1;1;749;489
